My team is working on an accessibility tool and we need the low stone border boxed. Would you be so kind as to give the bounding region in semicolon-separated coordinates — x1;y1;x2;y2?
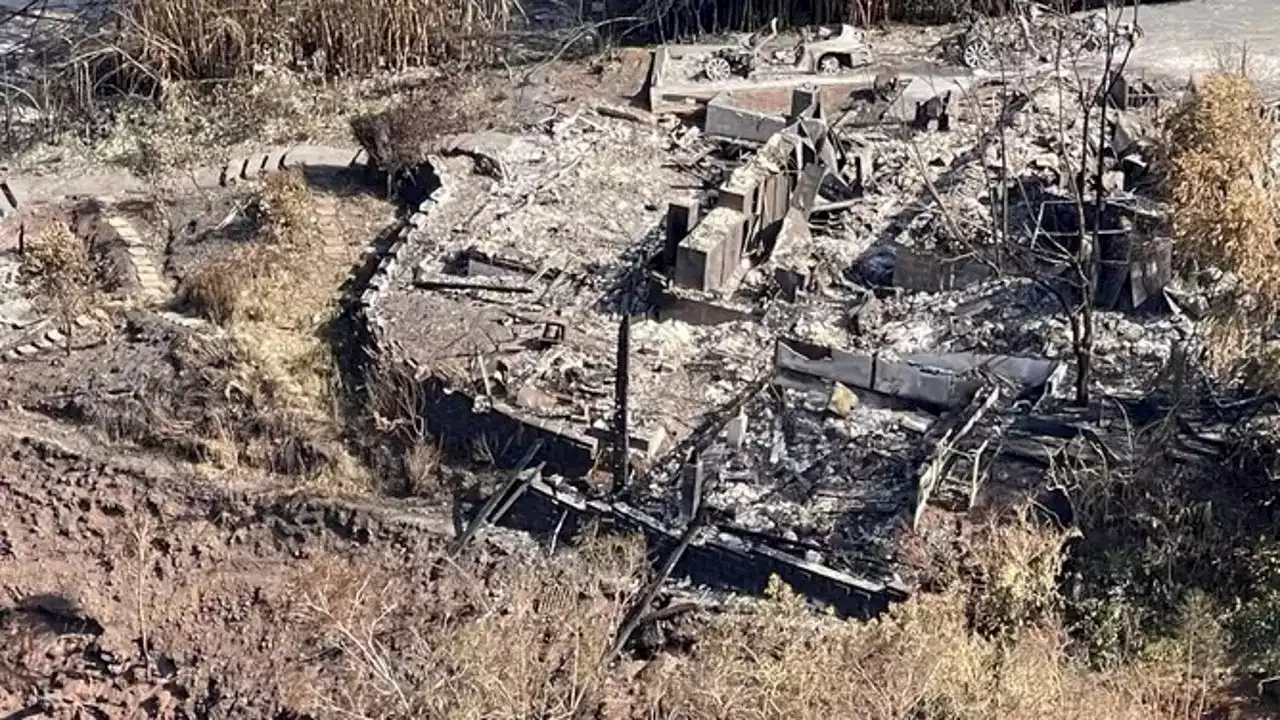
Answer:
0;143;379;363
4;310;110;361
359;155;451;354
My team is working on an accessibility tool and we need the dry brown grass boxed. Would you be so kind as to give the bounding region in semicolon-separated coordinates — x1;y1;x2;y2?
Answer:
173;171;367;484
286;517;1229;720
291;536;644;719
179;170;322;328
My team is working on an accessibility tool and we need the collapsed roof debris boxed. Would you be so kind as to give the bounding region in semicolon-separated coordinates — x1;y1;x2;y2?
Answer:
361;37;1202;614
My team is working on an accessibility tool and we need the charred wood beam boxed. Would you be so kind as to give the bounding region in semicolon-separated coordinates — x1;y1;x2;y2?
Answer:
913;384;1001;530
609;515;704;660
451;439;543;555
613;311;632;494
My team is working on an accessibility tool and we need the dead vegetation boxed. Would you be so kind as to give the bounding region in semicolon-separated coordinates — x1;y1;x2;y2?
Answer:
291;535;643;719
20;220;98;354
351;82;483;186
165;171;363;482
1169;73;1279;302
285;517;1233;720
1166;72;1280;387
117;0;511;81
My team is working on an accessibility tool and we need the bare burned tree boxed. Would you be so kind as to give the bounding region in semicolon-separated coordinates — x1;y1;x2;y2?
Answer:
1053;0;1141;405
979;0;1143;406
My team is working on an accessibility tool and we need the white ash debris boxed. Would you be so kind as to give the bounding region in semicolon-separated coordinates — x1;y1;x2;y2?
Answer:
692;383;916;580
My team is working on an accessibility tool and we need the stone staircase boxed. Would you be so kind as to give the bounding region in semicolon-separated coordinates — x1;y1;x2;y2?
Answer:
103;214;173;304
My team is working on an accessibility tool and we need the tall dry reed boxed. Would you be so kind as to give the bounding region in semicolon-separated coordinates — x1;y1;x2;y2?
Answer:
117;0;511;80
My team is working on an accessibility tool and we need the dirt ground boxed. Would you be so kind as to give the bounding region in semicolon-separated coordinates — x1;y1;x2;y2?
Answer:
0;409;460;718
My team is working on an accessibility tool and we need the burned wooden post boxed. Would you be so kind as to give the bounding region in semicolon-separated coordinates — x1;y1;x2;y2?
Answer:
613;310;632;493
679;453;704;523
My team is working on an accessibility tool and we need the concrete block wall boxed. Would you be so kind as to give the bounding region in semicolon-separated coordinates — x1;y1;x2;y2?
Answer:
673;128;800;295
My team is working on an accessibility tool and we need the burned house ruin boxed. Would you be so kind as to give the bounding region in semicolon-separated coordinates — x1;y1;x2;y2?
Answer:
360;47;1191;616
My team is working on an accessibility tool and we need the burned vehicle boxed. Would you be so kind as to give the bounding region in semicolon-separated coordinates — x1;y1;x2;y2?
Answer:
702;20;873;81
798;24;875;75
938;3;1142;70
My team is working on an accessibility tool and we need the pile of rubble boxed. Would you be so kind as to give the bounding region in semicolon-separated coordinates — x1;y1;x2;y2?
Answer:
360;35;1229;615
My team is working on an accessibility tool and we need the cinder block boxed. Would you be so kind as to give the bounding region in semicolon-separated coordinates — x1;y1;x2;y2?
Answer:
664;200;699;267
719;185;755;215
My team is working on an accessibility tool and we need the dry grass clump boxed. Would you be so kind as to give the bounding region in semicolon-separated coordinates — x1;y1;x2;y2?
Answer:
178;169;321;327
173;171;366;483
291;536;644;719
117;0;510;82
648;589;1171;720
21;220;98;353
1166;73;1280;388
1168;73;1280;304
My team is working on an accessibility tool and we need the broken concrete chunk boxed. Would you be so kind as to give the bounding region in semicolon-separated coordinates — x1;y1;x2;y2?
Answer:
706;93;788;144
827;381;858;417
516;384;558;412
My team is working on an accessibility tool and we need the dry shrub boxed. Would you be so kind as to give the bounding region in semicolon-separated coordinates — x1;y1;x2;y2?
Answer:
351;85;480;178
404;440;444;498
117;0;510;82
1167;73;1280;389
21;220;97;351
280;514;1228;720
644;580;1192;720
1169;73;1280;302
964;510;1065;638
291;536;644;719
178;244;270;324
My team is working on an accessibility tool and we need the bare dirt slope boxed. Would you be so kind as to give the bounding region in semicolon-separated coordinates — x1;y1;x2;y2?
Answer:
0;409;462;718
